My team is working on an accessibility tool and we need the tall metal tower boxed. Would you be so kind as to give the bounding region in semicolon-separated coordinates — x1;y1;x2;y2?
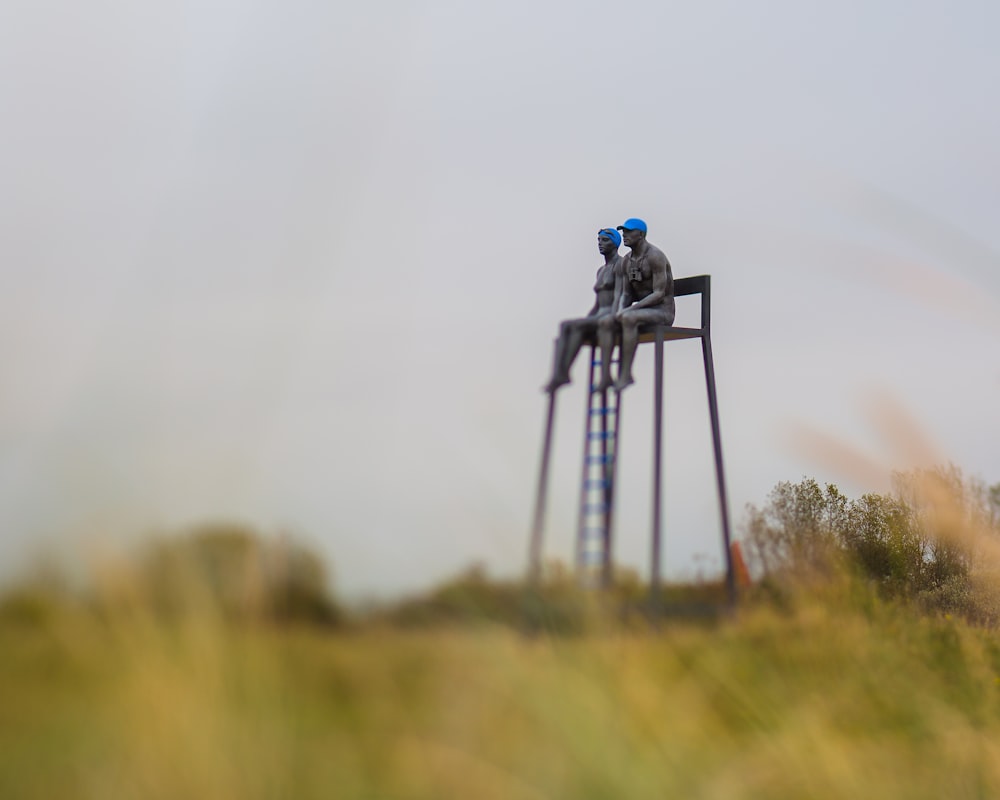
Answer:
528;275;736;603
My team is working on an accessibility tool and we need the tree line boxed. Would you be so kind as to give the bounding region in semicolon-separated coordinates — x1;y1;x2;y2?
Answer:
2;466;999;629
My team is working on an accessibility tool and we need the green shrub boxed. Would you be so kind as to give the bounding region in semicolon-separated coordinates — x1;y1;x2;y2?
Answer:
742;468;1000;623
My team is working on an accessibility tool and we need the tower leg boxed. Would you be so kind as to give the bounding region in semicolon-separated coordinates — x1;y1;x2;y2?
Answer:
650;328;664;607
528;389;558;583
702;333;736;606
529;338;565;583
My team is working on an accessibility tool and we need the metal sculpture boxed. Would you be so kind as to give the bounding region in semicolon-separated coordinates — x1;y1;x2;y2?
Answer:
529;218;735;606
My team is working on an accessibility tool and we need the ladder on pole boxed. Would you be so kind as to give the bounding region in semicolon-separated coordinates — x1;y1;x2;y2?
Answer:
575;346;622;588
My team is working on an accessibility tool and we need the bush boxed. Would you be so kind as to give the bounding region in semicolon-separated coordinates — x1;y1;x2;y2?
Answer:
373;563;589;634
136;525;343;626
0;526;344;630
742;468;1000;623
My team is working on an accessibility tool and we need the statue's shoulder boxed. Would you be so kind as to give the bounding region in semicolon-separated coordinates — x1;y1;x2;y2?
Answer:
648;242;671;270
647;241;668;260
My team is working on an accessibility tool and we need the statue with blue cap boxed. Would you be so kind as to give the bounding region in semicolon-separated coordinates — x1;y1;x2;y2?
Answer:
597;218;675;392
544;228;623;393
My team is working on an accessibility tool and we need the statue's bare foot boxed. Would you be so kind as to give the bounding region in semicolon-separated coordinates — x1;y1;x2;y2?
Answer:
595;375;614;393
613;375;635;392
544;375;570;393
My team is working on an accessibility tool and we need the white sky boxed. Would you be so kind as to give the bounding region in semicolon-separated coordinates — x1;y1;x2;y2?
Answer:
2;1;999;598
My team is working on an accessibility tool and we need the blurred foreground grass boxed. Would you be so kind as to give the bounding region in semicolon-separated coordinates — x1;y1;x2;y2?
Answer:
4;582;1000;798
4;468;1000;799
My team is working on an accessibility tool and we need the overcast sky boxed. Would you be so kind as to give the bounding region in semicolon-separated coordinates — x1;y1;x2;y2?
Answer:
2;1;999;598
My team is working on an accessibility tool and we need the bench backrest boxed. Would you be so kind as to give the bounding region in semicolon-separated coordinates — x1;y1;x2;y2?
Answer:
673;274;711;330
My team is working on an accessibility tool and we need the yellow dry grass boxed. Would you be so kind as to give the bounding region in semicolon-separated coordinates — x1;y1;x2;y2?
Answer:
3;578;1000;799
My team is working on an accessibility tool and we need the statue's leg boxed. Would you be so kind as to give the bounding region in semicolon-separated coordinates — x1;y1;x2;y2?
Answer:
615;314;639;391
596;316;617;392
544;352;568;393
544;321;574;392
614;308;673;392
560;321;589;382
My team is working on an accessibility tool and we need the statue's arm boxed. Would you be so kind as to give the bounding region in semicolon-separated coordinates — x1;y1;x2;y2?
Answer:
616;262;632;314
611;264;624;314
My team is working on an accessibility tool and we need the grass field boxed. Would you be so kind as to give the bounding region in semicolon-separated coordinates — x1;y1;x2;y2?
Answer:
3;579;1000;799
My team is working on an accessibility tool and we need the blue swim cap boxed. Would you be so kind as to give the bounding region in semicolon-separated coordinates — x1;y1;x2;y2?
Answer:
617;217;648;233
598;228;622;247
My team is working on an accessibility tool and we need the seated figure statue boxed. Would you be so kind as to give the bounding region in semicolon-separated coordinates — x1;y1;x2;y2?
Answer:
544;228;623;393
597;218;675;392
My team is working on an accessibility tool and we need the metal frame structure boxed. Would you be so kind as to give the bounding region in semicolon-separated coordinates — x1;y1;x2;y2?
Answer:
529;274;735;604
